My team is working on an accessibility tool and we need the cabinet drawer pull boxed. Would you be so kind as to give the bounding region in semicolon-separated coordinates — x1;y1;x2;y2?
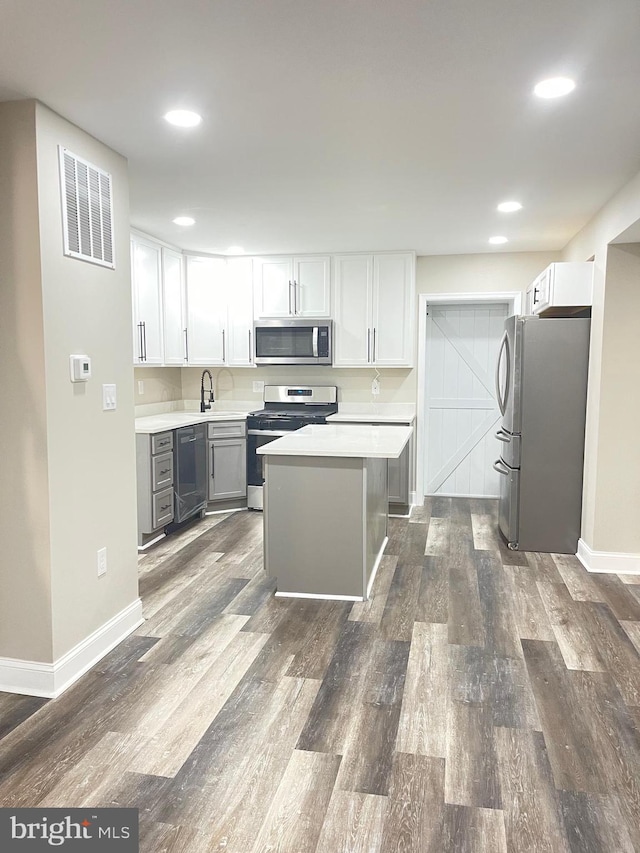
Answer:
160;503;171;512
159;468;170;475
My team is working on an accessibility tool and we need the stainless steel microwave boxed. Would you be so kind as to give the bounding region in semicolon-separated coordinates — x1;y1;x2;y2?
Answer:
253;319;332;365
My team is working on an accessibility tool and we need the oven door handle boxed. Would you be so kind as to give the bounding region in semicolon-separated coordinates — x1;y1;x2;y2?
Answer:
248;429;295;437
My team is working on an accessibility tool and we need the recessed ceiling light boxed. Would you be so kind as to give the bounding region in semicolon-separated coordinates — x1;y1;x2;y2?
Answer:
497;201;522;213
226;245;245;254
164;109;202;128
533;77;575;99
489;236;508;245
173;216;195;226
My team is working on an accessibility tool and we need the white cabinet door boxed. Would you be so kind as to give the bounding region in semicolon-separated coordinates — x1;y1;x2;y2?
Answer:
294;256;331;317
372;253;414;366
185;256;226;365
333;254;373;366
131;237;163;364
253;257;294;318
162;247;186;365
226;257;254;366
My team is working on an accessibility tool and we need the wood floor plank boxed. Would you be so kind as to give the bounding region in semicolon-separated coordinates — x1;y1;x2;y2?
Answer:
621;620;640;655
618;573;640;585
251;749;341;853
494;727;570;853
286;600;352;680
443;804;508;853
396;622;449;758
504;565;556;642
448;545;485;648
409;497;432;524
559;790;637;853
588;573;640;621
379;753;445;853
337;639;409;796
581;602;640;706
424;516;450;555
314;789;387;853
521;639;606;793
521;551;565;583
349;555;398;624
0;694;48;742
475;549;524;659
379;561;422;642
415;555;448;623
470;513;496;550
537;582;606;672
552;553;605;602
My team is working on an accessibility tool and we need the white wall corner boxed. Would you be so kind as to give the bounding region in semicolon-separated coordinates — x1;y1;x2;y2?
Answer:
0;598;143;699
576;539;640;575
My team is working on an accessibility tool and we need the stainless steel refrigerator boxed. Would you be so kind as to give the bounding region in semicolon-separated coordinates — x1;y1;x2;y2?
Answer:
493;315;590;553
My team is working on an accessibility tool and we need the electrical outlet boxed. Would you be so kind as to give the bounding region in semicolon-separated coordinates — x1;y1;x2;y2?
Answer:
253;380;265;393
102;384;117;410
138;380;144;395
97;547;107;577
371;378;380;396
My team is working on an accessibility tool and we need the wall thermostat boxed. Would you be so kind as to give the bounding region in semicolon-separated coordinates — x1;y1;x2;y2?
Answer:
70;354;92;382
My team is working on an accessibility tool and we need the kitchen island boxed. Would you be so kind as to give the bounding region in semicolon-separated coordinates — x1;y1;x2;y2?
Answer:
257;423;412;600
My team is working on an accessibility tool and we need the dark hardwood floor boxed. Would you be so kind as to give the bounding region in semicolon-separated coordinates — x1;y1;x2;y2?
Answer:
1;498;640;851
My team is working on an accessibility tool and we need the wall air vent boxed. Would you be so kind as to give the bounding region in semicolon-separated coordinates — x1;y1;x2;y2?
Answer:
59;147;115;269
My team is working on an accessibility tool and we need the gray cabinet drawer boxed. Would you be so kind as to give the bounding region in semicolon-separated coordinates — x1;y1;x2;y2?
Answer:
152;431;174;454
208;420;246;439
152;451;174;491
152;487;174;529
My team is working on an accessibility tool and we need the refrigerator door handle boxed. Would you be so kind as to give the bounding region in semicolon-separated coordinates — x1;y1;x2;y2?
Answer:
495;428;511;443
493;458;510;476
495;331;510;416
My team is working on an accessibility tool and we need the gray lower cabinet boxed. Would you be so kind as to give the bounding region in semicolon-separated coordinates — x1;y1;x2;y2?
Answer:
136;430;175;545
208;421;247;503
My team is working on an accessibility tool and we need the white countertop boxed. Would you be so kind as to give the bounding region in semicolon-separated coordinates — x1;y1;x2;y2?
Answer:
256;423;412;459
135;411;248;434
327;412;415;424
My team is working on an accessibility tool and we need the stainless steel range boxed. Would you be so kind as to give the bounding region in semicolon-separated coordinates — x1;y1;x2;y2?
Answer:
247;385;338;510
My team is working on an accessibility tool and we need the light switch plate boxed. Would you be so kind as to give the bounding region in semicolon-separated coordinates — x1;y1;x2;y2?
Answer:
102;384;117;410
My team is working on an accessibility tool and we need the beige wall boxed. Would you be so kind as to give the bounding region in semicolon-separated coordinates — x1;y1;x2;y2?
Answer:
0;100;139;666
35;103;139;660
416;251;560;297
562;167;640;553
0;101;53;661
134;366;182;405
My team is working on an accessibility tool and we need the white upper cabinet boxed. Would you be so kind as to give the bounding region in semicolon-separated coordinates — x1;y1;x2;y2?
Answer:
333;254;373;366
185;256;227;365
333;252;415;367
528;262;594;315
372;253;415;365
226;257;254;366
131;236;163;365
161;247;186;365
254;255;330;318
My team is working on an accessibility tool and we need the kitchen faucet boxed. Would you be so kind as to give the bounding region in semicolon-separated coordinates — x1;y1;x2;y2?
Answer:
200;369;215;412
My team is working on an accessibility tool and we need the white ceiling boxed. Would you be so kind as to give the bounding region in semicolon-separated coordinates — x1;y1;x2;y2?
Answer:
1;0;640;256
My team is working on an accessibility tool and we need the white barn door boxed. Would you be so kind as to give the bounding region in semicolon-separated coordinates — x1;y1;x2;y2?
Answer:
424;302;508;498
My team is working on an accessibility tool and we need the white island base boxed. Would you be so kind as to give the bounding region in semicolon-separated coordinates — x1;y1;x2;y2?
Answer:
258;424;412;601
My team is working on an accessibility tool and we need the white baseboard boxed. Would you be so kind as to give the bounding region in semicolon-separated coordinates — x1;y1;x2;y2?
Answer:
0;599;143;698
576;539;640;575
274;591;363;601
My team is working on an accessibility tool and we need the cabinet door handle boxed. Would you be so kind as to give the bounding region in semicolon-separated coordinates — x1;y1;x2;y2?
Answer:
248;329;252;362
222;329;226;362
211;446;215;479
138;322;144;361
294;280;299;315
183;328;189;361
288;280;293;315
367;328;371;363
533;286;539;304
142;321;147;361
372;327;376;363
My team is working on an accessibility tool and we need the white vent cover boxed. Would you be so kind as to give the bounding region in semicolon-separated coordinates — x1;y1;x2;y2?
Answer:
59;147;115;269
